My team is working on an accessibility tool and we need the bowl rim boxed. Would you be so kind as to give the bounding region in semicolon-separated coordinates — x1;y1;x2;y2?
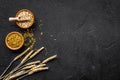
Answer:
5;31;24;50
16;9;35;29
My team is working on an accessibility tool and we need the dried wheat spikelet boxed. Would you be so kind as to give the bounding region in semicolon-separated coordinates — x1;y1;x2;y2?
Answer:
4;50;34;78
42;55;57;64
25;60;40;66
28;67;49;75
13;45;33;61
22;65;36;70
5;71;25;80
15;67;48;80
20;50;34;64
31;64;46;70
1;45;57;80
16;60;40;72
29;47;44;59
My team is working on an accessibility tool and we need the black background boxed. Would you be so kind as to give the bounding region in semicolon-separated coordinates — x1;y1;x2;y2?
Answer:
0;0;120;80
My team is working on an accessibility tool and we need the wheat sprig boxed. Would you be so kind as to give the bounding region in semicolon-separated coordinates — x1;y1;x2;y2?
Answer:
42;55;57;64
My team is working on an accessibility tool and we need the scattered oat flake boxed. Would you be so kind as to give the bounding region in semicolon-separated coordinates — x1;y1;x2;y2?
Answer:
40;32;43;36
54;39;57;40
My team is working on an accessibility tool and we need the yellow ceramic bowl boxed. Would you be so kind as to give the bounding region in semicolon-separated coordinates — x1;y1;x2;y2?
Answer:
5;32;24;50
16;9;35;29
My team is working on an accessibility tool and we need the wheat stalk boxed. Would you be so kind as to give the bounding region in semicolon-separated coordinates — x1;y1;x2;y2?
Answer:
13;60;41;73
0;61;14;79
10;50;34;73
13;45;33;61
5;71;25;80
8;47;44;76
1;45;57;80
30;63;46;70
42;55;57;64
3;50;34;79
15;47;44;74
29;67;49;75
0;45;33;78
4;47;44;78
4;70;30;80
25;60;40;66
20;50;34;64
22;65;36;70
16;67;48;80
29;47;44;59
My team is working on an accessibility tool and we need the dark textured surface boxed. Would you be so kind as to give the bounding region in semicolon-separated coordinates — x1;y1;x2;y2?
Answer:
0;0;120;80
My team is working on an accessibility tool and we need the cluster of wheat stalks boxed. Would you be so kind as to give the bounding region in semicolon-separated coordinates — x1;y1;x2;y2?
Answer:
0;45;57;80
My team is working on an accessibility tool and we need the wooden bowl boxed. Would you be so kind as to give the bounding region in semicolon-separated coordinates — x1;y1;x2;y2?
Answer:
16;9;35;29
5;32;24;50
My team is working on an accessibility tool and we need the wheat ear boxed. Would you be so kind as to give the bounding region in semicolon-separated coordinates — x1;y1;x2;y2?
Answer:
0;45;32;78
3;50;34;79
29;47;44;59
42;55;57;64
